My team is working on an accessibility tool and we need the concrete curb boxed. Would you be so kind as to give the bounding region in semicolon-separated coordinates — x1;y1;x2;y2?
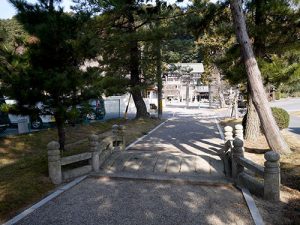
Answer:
240;187;265;225
214;118;225;141
2;176;87;225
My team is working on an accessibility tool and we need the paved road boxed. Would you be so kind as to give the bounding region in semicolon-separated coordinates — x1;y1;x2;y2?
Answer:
270;98;300;135
270;98;300;112
15;108;253;225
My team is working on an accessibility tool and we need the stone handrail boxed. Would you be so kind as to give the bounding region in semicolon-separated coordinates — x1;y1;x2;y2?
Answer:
223;124;281;201
236;157;264;177
48;124;126;185
61;152;92;166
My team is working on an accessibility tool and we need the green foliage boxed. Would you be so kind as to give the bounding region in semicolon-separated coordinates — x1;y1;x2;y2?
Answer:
2;0;100;118
0;103;10;113
243;107;290;130
0;18;28;52
271;107;290;130
162;38;201;63
208;0;300;96
66;107;81;125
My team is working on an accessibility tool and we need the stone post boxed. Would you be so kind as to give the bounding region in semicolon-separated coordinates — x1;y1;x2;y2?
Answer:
47;141;62;184
112;124;118;148
119;125;126;150
223;126;234;177
224;126;233;142
264;151;280;201
232;138;244;180
235;124;244;140
89;134;99;172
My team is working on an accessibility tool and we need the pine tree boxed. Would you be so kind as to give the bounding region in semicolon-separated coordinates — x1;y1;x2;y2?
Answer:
230;0;291;154
2;0;101;150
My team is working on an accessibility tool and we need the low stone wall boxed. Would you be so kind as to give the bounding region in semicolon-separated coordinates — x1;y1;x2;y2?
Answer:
222;124;280;202
47;125;126;185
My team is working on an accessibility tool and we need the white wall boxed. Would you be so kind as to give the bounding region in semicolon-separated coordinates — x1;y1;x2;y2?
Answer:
104;94;152;117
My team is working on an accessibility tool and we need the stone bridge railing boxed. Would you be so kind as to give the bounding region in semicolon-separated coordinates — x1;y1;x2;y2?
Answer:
47;125;126;185
222;125;280;201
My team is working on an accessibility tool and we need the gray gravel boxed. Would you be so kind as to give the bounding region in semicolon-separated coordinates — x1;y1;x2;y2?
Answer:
16;177;253;225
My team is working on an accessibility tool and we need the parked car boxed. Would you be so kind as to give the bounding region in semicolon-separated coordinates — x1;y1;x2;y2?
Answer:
8;113;55;129
2;99;55;129
85;98;106;120
66;98;106;125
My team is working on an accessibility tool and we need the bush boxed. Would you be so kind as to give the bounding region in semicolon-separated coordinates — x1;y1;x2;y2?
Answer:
243;107;290;131
271;107;290;130
66;107;81;126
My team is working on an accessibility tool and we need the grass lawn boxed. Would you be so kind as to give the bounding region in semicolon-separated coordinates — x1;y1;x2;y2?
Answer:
220;118;300;224
0;117;162;223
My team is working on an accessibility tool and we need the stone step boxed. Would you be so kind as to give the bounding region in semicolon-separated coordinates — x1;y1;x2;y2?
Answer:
91;171;232;187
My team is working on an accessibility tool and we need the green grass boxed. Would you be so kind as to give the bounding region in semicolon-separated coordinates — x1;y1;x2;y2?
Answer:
0;117;162;223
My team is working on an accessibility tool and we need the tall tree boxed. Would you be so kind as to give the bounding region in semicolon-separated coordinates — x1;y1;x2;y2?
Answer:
229;0;291;154
244;0;300;141
74;0;152;118
155;0;163;119
2;0;100;150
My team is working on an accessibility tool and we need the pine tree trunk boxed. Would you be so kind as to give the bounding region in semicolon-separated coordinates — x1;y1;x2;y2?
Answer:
54;113;65;150
155;0;163;119
156;47;163;118
244;0;266;141
245;94;261;141
127;11;148;119
230;0;290;154
213;66;226;108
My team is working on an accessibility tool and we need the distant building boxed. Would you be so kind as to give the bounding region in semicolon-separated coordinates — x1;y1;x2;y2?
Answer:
162;63;208;103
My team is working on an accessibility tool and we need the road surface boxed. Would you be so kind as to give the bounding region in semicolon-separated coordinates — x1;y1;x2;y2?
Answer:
270;98;300;135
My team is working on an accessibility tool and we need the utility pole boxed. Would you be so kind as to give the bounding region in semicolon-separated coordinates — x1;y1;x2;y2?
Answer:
185;78;190;108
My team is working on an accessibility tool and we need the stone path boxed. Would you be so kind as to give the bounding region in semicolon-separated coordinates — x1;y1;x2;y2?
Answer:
15;108;254;225
98;109;226;184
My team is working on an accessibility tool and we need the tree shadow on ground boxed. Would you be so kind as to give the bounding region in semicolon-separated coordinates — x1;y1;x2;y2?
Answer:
15;177;253;225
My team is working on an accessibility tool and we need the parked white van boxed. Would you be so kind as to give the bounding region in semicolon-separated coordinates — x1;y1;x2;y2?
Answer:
5;99;55;129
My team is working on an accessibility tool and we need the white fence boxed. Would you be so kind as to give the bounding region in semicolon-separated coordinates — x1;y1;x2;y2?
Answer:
104;94;155;120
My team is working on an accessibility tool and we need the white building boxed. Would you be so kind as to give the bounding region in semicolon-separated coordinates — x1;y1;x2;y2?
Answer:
163;63;208;103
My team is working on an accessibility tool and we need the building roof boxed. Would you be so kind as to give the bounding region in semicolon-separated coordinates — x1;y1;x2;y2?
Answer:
172;63;204;74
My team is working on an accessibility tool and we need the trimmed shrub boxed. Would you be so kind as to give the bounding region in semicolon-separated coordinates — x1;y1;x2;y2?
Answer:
243;107;290;131
271;107;290;130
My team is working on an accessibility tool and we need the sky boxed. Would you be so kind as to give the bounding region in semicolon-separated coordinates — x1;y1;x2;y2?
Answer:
0;0;193;19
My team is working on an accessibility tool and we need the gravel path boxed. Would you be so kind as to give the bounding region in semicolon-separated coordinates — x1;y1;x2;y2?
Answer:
16;177;253;225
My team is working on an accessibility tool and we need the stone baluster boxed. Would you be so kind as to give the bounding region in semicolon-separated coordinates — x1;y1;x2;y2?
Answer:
223;126;233;177
232;138;244;180
89;134;99;172
264;151;281;201
224;126;233;143
47;141;62;184
235;124;244;140
119;125;126;150
112;124;119;148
